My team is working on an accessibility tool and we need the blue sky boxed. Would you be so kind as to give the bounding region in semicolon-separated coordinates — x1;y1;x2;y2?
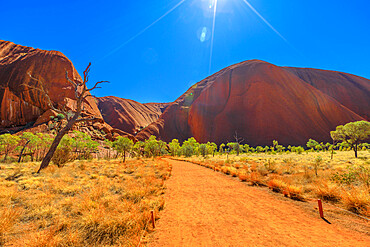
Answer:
1;0;369;103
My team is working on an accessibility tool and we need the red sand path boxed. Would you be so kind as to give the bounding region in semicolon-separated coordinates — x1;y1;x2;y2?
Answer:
149;159;369;247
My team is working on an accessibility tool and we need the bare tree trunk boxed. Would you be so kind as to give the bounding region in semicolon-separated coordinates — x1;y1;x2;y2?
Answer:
18;140;30;163
37;114;79;173
34;63;107;173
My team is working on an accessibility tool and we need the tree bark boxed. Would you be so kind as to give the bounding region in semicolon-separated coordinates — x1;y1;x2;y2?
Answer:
18;140;30;163
37;113;79;173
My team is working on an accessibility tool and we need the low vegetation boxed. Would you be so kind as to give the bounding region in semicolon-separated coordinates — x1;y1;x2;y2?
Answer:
0;158;171;246
0;120;368;245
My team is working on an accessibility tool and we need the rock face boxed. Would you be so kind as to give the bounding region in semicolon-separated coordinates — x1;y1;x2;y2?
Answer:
0;40;102;129
137;60;369;146
97;96;169;135
0;40;132;141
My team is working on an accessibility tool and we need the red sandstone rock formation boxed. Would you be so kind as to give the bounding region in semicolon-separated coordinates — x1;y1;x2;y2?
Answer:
97;96;169;135
0;40;102;128
137;60;369;146
0;40;132;141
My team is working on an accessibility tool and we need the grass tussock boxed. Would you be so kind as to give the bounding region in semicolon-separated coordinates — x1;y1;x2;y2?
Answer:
0;158;171;246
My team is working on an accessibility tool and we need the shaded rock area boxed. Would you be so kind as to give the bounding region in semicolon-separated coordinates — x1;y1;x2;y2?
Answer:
97;96;169;135
137;60;369;146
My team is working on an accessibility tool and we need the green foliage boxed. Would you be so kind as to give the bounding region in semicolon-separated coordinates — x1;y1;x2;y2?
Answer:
133;141;145;157
331;165;370;187
272;140;285;153
306;139;319;151
0;134;21;162
331;121;370;157
56;113;65;120
169;139;180;156
144;136;165;158
71;131;99;160
199;144;207;157
243;144;250;153
181;137;199;157
113;136;134;162
206;142;217;156
313;156;323;176
227;142;241;155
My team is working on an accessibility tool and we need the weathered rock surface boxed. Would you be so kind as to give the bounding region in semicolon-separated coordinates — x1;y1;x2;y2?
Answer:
0;40;133;141
97;96;169;135
137;60;369;146
0;40;102;128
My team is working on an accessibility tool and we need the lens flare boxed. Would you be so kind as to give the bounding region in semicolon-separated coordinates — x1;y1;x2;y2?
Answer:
241;0;287;42
209;0;218;74
200;27;207;42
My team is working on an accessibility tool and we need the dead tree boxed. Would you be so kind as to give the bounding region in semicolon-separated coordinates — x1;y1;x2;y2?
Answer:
233;131;244;156
28;63;107;173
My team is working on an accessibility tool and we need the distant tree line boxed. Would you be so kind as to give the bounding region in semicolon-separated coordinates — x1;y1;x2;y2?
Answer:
0;121;369;167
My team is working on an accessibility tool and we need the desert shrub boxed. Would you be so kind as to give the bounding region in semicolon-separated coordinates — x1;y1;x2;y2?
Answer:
268;179;287;193
238;173;248;182
52;146;74;168
257;165;269;176
331;165;370;187
264;159;277;173
283;185;304;201
314;182;341;202
246;172;263;186
51;135;75;167
341;187;370;216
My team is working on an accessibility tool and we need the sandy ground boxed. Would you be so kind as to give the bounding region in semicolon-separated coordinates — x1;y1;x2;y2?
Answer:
148;159;369;247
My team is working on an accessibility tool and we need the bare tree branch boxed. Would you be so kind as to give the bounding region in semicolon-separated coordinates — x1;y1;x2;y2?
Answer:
87;81;109;92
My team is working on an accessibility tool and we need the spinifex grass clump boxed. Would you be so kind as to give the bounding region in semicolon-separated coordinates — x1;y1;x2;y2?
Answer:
0;158;171;246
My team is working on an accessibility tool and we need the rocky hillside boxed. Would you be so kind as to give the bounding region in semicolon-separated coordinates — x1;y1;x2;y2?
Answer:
97;96;169;135
136;60;369;146
0;40;128;140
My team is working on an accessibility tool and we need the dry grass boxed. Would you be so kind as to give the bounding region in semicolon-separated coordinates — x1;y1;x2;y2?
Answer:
0;158;171;246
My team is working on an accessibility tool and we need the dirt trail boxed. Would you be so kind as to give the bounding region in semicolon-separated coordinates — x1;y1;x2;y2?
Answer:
149;159;369;247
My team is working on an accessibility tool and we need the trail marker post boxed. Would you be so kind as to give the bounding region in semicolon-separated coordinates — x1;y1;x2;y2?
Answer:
151;210;156;228
318;199;324;218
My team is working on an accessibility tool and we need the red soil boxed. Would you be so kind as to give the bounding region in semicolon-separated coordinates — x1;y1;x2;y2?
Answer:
149;159;369;246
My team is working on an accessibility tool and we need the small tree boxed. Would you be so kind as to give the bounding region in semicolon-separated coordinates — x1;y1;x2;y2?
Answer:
331;121;370;158
0;134;20;162
133;141;145;157
181;137;199;157
306;139;319;151
169;139;180;156
113;136;134;162
206;142;217;157
199;144;207;158
144;136;160;158
313;156;323;176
